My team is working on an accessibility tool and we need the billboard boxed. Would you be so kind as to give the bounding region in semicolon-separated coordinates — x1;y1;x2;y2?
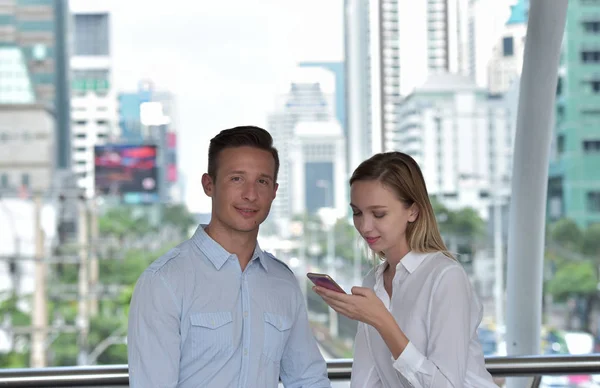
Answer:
94;144;159;203
166;132;177;182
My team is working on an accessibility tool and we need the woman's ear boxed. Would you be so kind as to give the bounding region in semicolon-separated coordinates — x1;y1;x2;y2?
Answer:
408;204;419;223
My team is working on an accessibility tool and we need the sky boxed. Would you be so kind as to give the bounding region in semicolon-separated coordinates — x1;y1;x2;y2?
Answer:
108;0;344;213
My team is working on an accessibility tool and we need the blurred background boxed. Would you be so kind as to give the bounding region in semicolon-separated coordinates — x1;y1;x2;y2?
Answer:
0;0;598;387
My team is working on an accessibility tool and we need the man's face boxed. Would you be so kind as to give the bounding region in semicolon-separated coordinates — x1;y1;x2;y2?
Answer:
202;146;278;234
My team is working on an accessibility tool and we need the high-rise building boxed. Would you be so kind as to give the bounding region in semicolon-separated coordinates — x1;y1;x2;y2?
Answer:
118;81;152;143
0;46;54;194
117;81;181;204
289;121;347;218
69;1;117;199
548;0;600;228
267;67;337;234
298;62;346;132
346;0;478;155
395;73;513;219
469;0;515;88
0;0;56;106
487;0;528;94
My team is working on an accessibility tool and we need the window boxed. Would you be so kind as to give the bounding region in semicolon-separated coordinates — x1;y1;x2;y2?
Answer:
556;105;565;122
557;134;565;154
582;108;600;115
581;50;600;63
21;173;30;188
583;21;600;33
587;192;600;212
582;79;600;93
583;140;600;153
0;173;8;188
502;37;514;57
73;14;110;56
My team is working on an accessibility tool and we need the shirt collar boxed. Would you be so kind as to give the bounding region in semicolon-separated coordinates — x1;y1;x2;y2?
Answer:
191;224;269;272
253;242;269;272
399;251;429;273
376;251;430;276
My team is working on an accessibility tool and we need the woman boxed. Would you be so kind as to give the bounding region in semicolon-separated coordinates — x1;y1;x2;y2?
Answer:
313;152;497;387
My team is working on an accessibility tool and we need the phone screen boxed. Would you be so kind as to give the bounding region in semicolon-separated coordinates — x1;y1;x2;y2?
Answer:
307;273;346;293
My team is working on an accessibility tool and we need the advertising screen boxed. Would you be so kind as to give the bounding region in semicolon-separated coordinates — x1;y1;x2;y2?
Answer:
94;144;159;203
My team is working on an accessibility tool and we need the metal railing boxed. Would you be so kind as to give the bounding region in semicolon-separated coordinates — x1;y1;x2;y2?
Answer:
1;354;600;387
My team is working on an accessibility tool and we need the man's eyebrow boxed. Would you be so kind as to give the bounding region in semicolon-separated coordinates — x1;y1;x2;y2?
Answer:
227;170;274;180
258;173;274;180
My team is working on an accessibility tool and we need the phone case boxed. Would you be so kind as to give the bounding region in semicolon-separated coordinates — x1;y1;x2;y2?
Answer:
307;273;346;293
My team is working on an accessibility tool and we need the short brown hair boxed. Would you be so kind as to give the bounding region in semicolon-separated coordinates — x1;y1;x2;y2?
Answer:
207;126;280;181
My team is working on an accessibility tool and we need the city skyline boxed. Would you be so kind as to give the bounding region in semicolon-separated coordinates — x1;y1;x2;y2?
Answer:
108;0;345;213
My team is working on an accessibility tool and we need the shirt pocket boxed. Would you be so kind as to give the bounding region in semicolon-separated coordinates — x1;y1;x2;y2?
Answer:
190;311;234;362
262;312;293;363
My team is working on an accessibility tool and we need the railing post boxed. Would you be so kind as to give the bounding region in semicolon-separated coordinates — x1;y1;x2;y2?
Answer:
529;376;542;388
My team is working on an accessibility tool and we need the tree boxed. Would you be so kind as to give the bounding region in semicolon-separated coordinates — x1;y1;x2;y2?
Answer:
546;260;598;331
0;203;185;368
98;206;154;241
430;197;485;264
549;219;583;251
0;292;31;367
545;218;600;333
161;204;196;236
582;224;600;257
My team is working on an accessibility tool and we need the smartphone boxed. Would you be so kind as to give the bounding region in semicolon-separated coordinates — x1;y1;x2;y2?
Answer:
307;272;346;293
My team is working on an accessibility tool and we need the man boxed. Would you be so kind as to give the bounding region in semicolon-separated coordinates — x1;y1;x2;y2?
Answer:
127;126;330;388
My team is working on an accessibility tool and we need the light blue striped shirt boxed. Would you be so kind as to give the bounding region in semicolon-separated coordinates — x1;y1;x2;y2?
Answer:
127;225;330;388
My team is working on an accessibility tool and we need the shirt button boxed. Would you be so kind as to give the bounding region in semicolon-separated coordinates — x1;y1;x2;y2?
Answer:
244;349;248;356
244;311;248;318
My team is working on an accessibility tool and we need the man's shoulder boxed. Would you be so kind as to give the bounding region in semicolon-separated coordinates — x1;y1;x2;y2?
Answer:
263;251;295;276
145;240;191;275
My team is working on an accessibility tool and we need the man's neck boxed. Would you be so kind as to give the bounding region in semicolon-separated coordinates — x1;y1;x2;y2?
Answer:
204;222;258;271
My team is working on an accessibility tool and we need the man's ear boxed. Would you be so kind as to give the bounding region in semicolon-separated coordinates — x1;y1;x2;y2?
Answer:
201;173;214;197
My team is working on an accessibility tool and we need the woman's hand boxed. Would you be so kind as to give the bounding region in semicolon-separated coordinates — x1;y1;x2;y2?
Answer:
313;286;389;327
314;285;409;358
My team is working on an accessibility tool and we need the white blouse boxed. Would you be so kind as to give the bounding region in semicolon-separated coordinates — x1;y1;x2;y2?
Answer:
350;251;498;388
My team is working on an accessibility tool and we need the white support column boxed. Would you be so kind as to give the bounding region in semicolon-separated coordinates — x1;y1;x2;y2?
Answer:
369;0;383;154
347;0;368;172
505;0;568;387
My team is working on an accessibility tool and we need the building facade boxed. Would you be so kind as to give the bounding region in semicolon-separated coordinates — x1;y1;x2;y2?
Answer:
548;0;600;228
0;0;56;106
69;1;117;198
395;73;513;219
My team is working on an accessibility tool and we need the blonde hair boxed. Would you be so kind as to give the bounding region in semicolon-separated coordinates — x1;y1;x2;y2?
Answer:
349;152;454;262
